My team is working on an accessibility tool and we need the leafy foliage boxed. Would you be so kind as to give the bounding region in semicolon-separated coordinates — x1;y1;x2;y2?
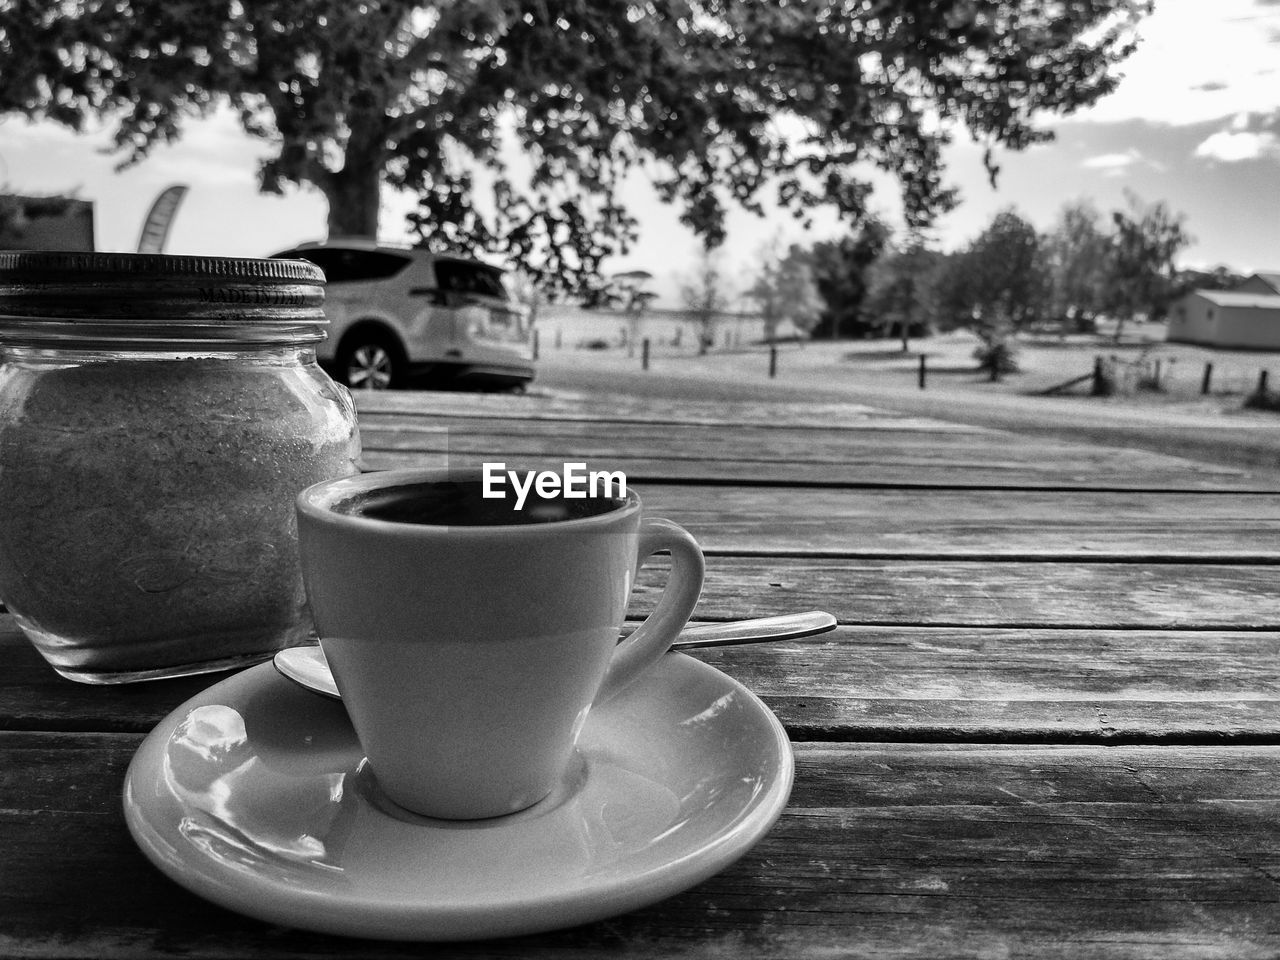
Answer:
1101;190;1193;328
1172;265;1246;295
0;0;1151;295
404;172;637;302
744;240;824;342
1043;200;1110;332
679;247;732;354
863;242;944;343
792;189;1197;375
930;208;1047;342
971;336;1019;380
803;218;891;339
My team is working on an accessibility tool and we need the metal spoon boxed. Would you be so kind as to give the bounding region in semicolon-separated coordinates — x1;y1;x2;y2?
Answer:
273;611;838;701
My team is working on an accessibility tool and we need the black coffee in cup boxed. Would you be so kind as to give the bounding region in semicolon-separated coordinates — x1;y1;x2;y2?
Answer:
335;479;623;526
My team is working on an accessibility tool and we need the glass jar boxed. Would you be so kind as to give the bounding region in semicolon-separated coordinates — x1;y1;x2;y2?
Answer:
0;251;361;683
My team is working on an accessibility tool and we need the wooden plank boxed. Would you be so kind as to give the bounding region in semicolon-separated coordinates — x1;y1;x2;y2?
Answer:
8;619;1280;742
18;556;1272;646
631;556;1280;629
353;388;970;431
691;626;1280;741
360;404;986;435
0;624;221;734
365;447;1272;491
358;412;1235;465
20;557;1264;664
4;735;1280;958
356;417;1259;491
358;415;1046;459
631;485;1280;560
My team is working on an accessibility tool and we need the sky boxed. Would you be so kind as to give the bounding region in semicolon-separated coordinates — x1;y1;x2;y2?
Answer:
1;0;1279;306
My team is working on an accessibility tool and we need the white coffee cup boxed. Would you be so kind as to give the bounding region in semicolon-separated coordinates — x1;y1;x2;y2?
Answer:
295;467;705;820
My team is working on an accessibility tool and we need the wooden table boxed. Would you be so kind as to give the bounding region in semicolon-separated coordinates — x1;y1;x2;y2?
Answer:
6;387;1280;957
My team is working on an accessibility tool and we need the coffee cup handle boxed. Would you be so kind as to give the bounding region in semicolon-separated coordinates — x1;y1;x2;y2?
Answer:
594;517;705;705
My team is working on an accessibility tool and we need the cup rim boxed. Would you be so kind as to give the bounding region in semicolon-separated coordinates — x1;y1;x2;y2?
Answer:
297;467;641;535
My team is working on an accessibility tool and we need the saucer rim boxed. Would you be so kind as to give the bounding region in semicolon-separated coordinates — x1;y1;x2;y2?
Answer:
123;653;794;941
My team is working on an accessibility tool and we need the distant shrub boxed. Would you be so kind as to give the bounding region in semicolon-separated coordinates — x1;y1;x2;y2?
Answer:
1135;367;1166;393
1244;384;1280;412
973;339;1019;380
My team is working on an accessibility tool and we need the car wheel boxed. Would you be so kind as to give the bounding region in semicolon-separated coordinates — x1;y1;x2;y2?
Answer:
337;331;405;390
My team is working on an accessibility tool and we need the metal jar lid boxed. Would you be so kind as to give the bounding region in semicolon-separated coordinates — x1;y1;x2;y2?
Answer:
0;251;327;346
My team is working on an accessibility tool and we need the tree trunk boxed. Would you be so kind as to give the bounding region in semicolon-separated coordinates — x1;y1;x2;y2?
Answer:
325;163;382;238
324;112;386;239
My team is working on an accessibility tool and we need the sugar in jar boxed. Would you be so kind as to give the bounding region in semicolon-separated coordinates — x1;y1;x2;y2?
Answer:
0;252;361;682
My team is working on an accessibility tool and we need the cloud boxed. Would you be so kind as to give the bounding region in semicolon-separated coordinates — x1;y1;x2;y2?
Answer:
1194;110;1280;161
1195;129;1280;161
1074;0;1280;125
1082;149;1140;168
1080;148;1164;177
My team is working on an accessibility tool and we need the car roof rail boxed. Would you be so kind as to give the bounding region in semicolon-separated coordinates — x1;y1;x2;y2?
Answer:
295;236;413;252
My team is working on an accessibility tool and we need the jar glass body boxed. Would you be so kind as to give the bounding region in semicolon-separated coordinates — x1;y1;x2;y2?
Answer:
0;342;361;682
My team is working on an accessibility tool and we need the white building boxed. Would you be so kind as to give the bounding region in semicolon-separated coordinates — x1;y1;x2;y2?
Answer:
1167;273;1280;349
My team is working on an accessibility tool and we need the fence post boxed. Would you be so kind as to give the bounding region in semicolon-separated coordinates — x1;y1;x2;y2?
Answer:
1260;370;1270;396
532;328;539;361
918;354;927;390
642;338;650;371
769;345;778;379
1201;362;1213;395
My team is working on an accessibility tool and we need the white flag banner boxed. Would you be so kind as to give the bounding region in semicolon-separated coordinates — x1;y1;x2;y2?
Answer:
136;184;188;254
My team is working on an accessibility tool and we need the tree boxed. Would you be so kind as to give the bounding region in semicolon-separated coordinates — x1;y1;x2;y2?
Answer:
864;242;945;349
805;218;891;339
964;208;1048;333
1173;265;1245;295
934;208;1047;380
1044;200;1110;334
680;248;731;355
405;172;638;302
1;0;1151;280
611;269;657;355
1102;191;1192;340
928;251;981;333
744;241;823;343
504;267;544;329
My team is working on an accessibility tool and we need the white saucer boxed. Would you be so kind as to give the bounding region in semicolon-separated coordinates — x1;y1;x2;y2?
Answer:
123;654;793;941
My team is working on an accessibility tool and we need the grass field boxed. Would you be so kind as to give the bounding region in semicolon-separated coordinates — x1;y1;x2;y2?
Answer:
532;322;1280;475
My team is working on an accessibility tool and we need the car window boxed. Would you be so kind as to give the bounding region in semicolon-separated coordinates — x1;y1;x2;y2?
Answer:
281;248;412;284
434;260;509;299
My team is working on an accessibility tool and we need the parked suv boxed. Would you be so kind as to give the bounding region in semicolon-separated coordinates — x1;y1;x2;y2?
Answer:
270;239;534;390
